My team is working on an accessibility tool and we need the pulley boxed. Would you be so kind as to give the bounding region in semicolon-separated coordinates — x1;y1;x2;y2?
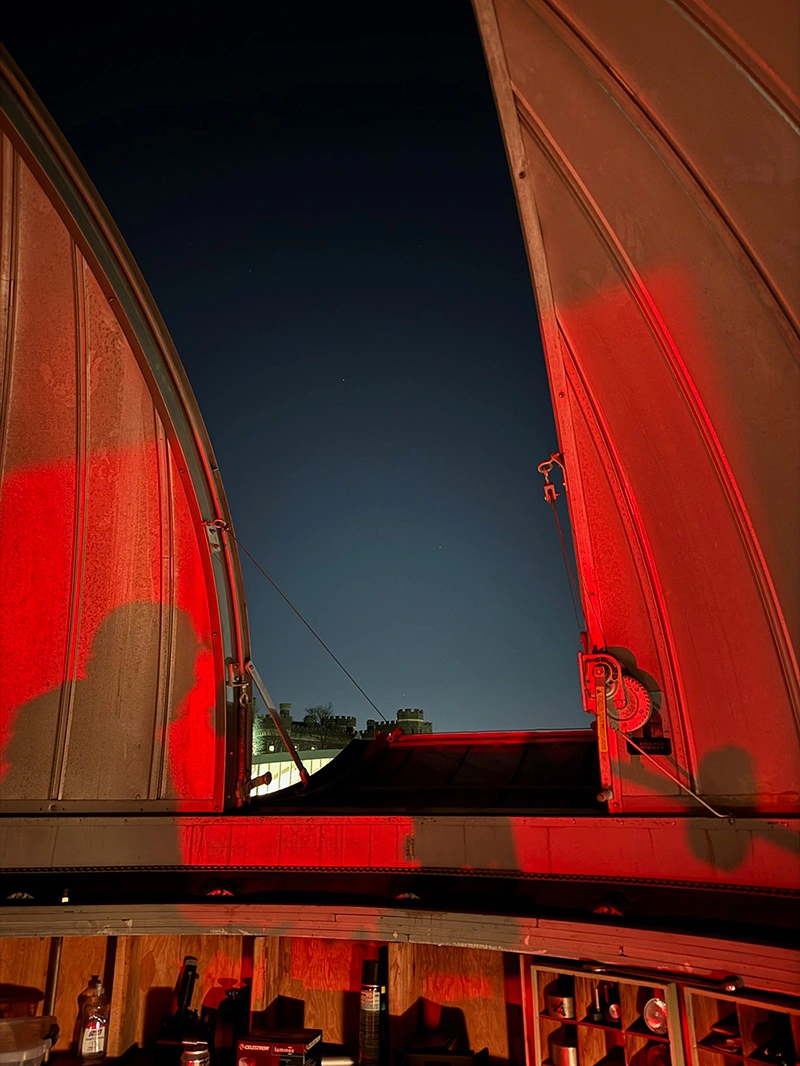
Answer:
580;653;654;733
607;675;653;734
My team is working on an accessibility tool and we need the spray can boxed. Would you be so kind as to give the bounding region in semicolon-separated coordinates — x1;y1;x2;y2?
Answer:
359;961;380;1066
80;982;109;1062
180;1042;211;1066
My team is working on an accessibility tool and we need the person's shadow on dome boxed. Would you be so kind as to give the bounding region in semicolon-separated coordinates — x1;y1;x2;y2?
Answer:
1;601;200;803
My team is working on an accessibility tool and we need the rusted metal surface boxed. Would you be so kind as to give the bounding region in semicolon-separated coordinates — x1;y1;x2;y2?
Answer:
0;904;797;997
0;51;251;812
472;0;800;812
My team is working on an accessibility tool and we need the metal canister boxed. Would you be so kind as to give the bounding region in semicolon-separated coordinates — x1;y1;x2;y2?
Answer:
181;1041;211;1066
550;1035;579;1066
546;992;575;1019
545;975;576;1020
359;959;381;1066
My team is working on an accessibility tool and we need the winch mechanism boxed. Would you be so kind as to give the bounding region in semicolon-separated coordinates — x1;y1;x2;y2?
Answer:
580;653;653;734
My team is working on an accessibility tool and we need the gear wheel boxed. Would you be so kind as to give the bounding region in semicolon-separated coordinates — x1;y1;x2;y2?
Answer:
608;675;652;733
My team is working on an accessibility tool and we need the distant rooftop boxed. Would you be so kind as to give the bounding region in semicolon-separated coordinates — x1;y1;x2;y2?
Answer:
252;729;602;814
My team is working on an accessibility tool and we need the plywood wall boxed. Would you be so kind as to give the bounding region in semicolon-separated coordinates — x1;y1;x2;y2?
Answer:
251;937;381;1046
388;942;524;1063
107;935;251;1056
0;936;111;1051
0;937;50;1016
53;937;112;1051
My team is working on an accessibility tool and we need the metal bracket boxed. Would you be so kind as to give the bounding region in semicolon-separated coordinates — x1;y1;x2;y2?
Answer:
224;661;252;808
579;652;625;802
226;661;248;688
246;660;310;787
250;770;273;792
580;653;628;714
537;452;567;503
203;518;229;554
204;524;222;553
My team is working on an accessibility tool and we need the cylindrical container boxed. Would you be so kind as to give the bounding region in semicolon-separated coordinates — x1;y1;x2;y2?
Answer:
588;985;605;1024
79;983;109;1062
181;1041;211;1066
359;960;380;1066
550;1032;579;1066
603;983;621;1025
546;976;575;1020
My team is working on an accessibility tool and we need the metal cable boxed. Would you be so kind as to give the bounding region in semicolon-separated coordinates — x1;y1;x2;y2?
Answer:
624;734;728;819
232;533;389;722
537;470;728;818
548;495;608;648
548;498;585;634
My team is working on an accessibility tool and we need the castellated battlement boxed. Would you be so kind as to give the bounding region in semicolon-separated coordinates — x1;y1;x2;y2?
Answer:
397;707;424;722
255;704;434;759
365;708;433;735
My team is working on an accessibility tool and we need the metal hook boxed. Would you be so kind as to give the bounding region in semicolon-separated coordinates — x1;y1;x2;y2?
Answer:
537;452;566;502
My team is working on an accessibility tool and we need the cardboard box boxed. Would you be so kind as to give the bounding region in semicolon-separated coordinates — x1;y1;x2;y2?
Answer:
403;1050;488;1066
238;1030;323;1066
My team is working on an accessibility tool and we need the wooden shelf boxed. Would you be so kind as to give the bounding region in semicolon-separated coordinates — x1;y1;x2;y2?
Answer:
529;966;677;1066
626;1020;670;1043
592;1051;626;1066
686;987;799;1066
708;1016;741;1037
747;1050;798;1065
697;1052;743;1061
628;1044;672;1066
699;1040;746;1057
697;1041;743;1059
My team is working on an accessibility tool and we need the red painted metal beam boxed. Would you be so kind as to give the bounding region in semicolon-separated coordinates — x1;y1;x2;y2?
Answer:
2;814;798;894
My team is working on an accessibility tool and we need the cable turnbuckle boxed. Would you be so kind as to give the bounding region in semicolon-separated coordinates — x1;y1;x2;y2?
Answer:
537;452;566;503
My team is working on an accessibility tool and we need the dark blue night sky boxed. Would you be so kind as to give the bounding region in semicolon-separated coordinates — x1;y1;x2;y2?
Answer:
5;2;586;732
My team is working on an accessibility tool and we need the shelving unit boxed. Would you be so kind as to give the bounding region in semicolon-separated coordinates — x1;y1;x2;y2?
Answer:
1;938;799;1066
528;965;681;1066
685;989;799;1066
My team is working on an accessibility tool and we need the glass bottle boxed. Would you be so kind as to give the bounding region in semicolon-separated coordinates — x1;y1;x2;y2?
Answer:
80;981;110;1062
74;976;101;1051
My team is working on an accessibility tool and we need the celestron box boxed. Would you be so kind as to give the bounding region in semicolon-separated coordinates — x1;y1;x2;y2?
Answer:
238;1030;323;1066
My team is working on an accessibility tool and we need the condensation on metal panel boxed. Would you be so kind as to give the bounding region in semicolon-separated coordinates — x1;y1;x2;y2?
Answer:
0;56;248;811
473;0;800;811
